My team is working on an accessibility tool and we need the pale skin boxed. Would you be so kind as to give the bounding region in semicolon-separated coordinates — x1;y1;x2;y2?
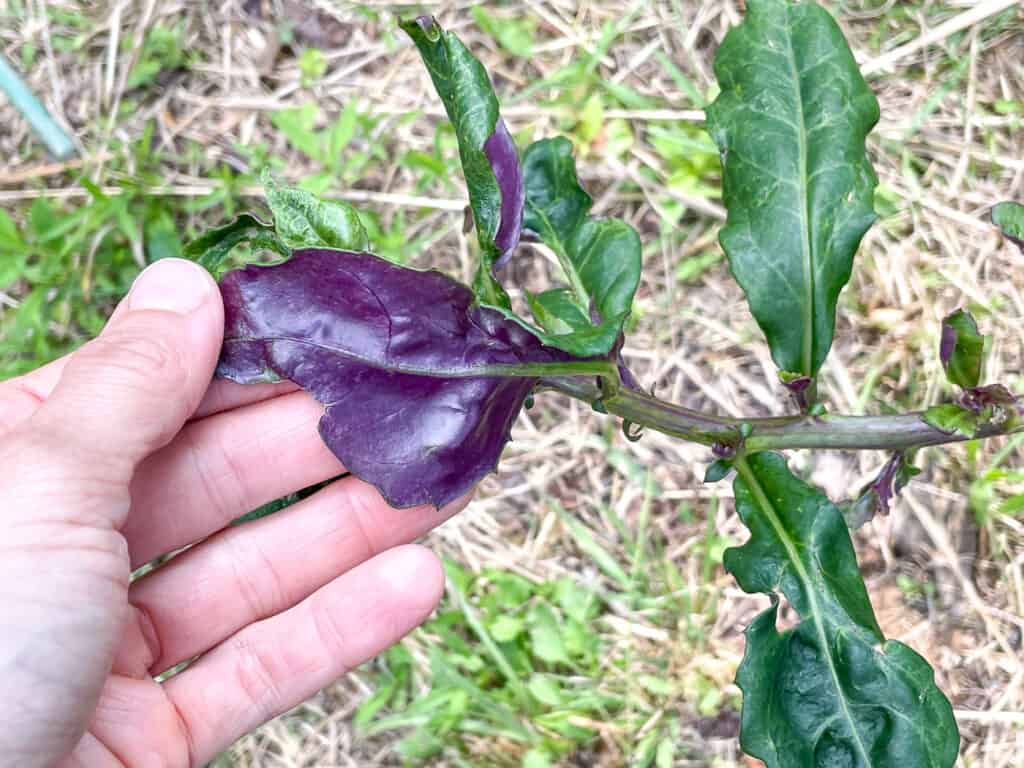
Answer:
0;258;467;767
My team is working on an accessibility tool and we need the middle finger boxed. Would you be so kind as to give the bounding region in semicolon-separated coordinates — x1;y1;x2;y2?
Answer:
124;476;466;676
124;389;343;568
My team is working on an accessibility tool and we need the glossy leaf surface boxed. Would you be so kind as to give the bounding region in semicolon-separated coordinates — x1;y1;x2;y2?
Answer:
705;0;880;378
402;15;524;297
217;249;573;509
263;172;370;252
939;309;984;389
729;453;957;768
519;137;642;357
992;201;1024;252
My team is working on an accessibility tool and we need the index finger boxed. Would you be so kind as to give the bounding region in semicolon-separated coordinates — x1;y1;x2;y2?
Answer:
0;342;299;436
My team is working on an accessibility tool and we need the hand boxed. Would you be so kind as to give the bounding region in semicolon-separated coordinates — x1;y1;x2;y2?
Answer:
0;259;467;768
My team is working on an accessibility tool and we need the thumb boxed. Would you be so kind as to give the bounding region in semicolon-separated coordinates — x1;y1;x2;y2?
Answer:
32;258;224;483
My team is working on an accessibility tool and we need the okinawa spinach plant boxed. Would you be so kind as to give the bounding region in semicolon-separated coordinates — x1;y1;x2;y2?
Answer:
185;3;1024;766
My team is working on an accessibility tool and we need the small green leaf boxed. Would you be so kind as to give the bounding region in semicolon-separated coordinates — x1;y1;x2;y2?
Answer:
270;103;323;163
527;674;563;707
992;201;1024;252
519;137;642;356
729;453;958;768
182;213;287;273
470;5;535;58
528;603;571;665
298;47;328;87
488;614;525;643
923;403;982;438
705;0;880;379
939;309;985;389
704;459;733;483
263;171;369;252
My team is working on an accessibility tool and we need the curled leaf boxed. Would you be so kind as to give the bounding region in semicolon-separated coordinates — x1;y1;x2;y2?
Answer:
924;387;1021;439
844;452;920;528
622;420;644;442
778;371;815;412
263;171;370;252
484;118;525;268
217;249;574;508
402;15;524;294
183;213;286;274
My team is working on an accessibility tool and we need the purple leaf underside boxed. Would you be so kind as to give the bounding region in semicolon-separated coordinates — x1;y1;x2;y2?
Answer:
217;249;570;509
484;118;525;269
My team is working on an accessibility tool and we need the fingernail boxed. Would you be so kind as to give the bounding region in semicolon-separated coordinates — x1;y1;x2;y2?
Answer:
128;259;212;315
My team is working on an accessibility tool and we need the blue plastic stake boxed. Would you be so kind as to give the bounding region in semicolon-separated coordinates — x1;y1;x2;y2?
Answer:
0;53;77;160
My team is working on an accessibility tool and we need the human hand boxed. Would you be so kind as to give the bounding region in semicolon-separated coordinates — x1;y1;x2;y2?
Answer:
0;259;467;767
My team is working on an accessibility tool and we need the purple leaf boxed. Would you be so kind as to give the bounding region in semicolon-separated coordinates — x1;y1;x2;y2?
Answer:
959;383;1019;414
778;372;814;412
484;119;525;269
217;249;572;508
938;322;956;368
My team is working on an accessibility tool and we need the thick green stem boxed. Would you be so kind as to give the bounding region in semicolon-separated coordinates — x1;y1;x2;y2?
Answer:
540;376;1023;452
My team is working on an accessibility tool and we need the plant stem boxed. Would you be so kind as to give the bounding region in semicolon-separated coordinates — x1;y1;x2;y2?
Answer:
540;376;1023;452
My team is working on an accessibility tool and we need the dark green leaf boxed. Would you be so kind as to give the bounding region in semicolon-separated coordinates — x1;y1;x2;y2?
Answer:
729;453;958;768
182;213;287;273
704;459;733;483
519;137;642;356
939;309;984;389
401;16;523;307
705;0;880;379
992;201;1024;252
263;171;369;252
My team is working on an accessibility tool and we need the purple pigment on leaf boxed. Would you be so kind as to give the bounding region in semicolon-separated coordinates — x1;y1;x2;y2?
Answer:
939;322;957;368
484;119;525;269
217;249;573;509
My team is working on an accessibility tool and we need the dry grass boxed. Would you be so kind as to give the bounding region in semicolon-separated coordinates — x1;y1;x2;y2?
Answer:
2;1;1023;766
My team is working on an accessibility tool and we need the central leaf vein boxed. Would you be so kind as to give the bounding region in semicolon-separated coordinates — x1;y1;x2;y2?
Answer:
782;14;815;377
735;456;873;766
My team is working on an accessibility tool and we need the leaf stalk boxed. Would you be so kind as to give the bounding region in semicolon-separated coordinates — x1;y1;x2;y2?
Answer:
540;376;1023;452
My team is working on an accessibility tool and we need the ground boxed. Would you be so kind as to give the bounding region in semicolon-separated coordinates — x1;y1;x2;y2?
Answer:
1;1;1022;767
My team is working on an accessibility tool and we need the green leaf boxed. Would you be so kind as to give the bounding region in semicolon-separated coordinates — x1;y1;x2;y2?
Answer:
270;103;323;163
519;137;642;356
263;171;369;252
991;201;1024;252
527;603;571;666
728;453;958;768
488;614;525;643
527;674;563;707
470;5;535;58
923;403;982;438
182;213;287;273
940;309;984;389
705;0;880;379
704;458;733;483
401;15;515;306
